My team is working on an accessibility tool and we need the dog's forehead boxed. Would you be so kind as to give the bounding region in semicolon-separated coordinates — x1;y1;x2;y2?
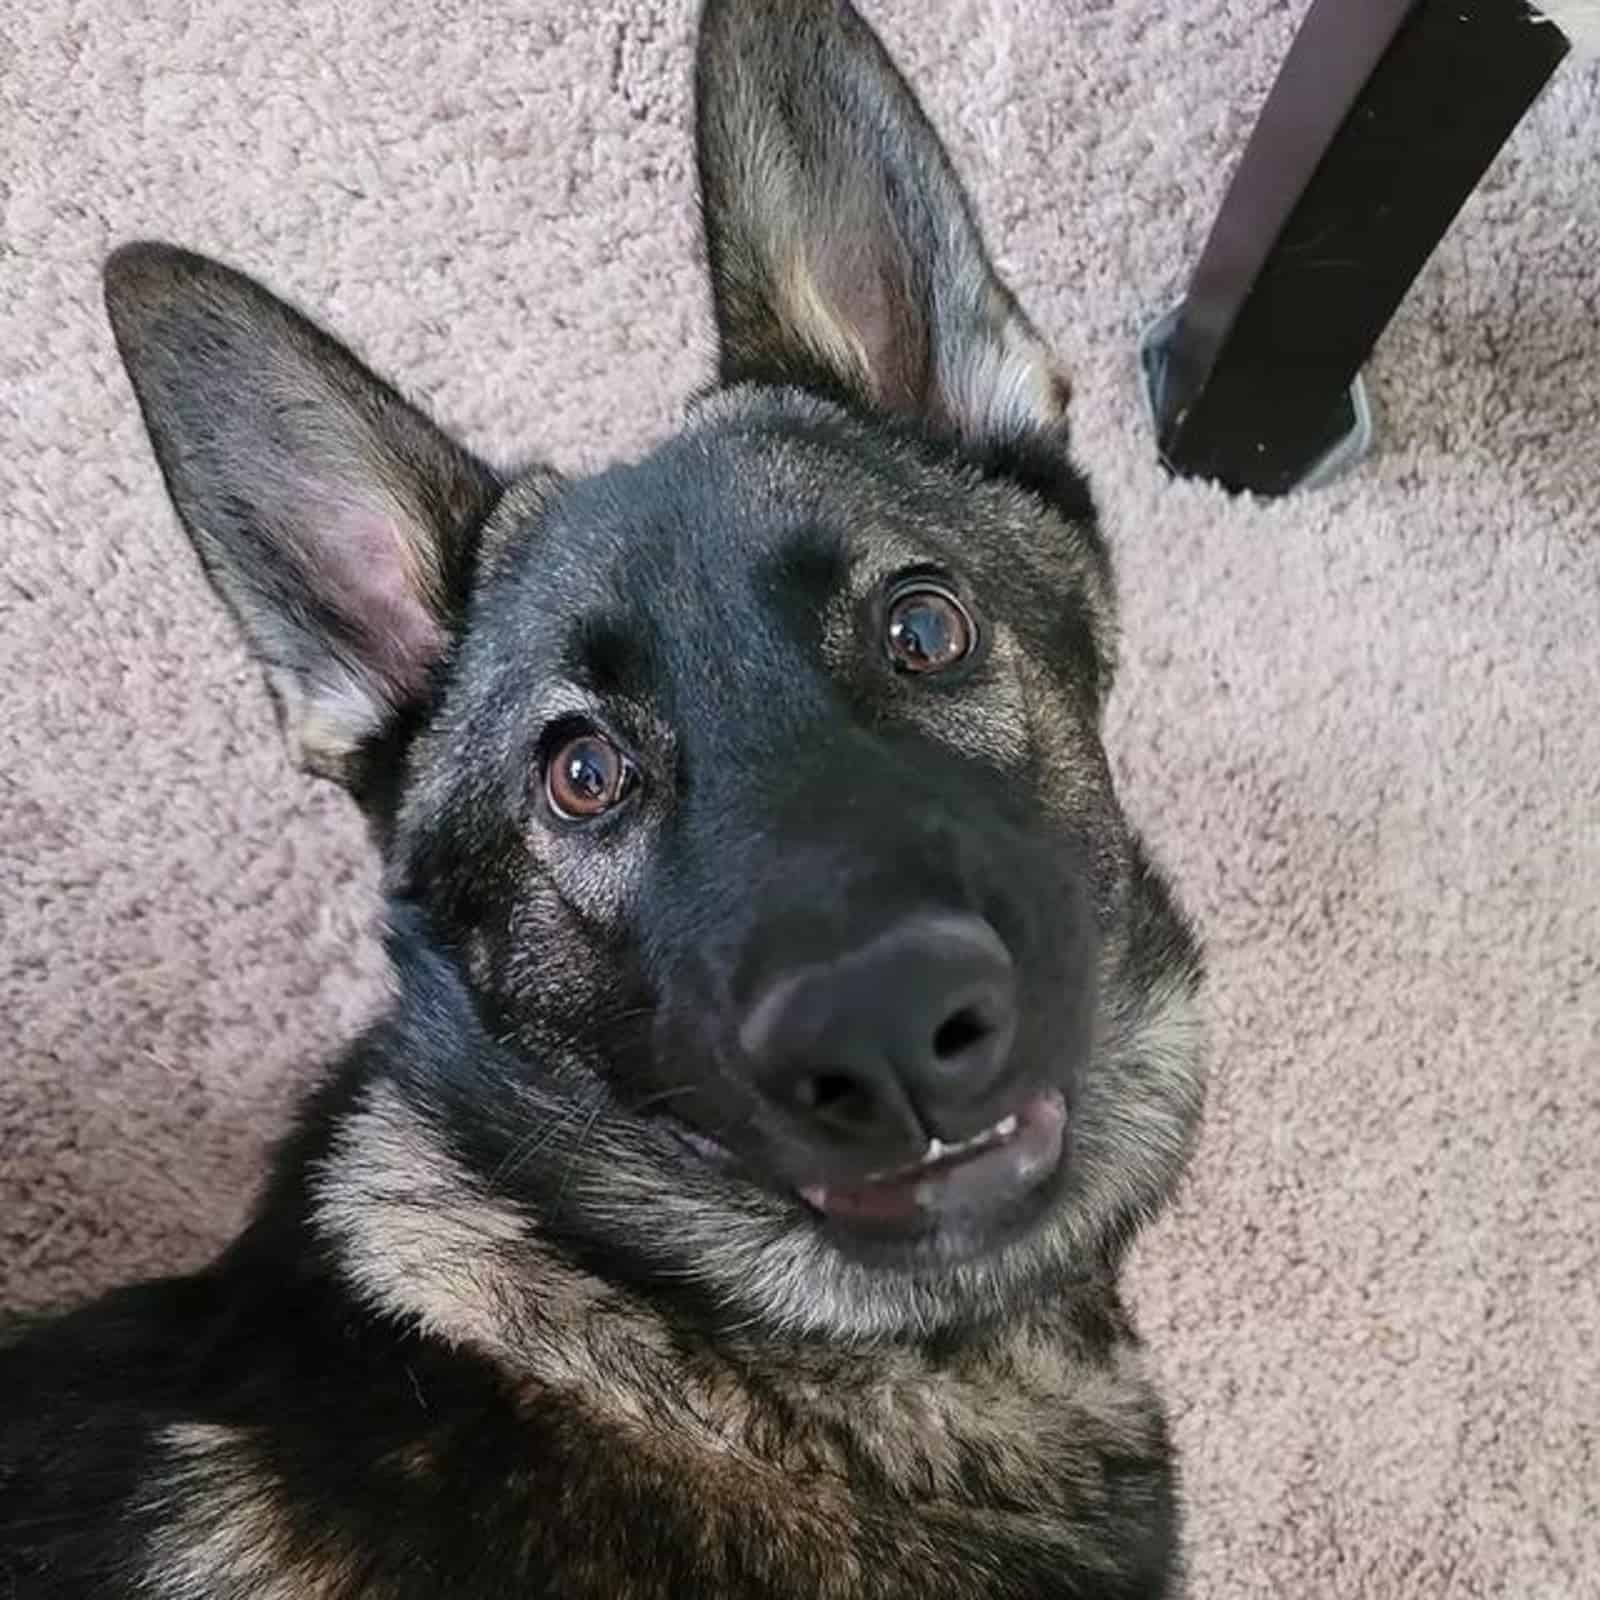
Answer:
485;399;1047;635
450;391;1116;764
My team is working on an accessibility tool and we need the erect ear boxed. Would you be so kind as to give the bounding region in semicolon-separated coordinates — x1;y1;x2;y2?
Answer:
694;0;1068;450
103;242;502;797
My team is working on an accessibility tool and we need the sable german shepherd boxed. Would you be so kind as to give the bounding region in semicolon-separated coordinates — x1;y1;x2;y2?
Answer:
0;1;1206;1595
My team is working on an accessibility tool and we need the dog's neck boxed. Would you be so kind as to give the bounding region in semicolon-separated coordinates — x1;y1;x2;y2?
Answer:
304;1076;1160;1504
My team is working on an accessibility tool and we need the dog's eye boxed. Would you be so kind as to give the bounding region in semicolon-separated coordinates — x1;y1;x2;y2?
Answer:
545;731;633;821
886;584;975;674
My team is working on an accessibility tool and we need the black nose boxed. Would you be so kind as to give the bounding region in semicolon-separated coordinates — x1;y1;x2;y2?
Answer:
741;912;1018;1156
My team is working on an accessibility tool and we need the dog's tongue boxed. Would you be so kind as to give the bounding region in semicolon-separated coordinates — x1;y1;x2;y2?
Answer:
801;1091;1066;1222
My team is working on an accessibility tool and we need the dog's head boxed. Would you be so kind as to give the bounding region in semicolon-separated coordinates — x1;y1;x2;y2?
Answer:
105;0;1203;1340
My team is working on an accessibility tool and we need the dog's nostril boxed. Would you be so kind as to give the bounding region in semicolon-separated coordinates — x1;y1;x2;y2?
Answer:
794;1071;873;1120
933;1006;991;1061
795;1072;849;1111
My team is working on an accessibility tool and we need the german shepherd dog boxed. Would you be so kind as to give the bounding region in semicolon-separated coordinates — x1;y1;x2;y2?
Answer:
1;1;1205;1594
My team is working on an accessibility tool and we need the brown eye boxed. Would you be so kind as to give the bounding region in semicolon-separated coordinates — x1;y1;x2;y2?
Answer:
886;585;975;674
545;731;632;821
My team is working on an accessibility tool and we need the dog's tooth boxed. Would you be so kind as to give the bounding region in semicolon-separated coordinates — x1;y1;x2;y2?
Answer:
995;1114;1018;1138
925;1138;948;1162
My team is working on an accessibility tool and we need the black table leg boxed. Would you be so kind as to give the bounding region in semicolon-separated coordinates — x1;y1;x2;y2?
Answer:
1142;0;1571;496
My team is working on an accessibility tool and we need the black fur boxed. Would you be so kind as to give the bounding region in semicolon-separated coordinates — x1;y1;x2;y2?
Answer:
1;3;1205;1595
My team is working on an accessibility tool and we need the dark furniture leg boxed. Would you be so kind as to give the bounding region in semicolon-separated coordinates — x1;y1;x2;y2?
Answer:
1142;0;1571;496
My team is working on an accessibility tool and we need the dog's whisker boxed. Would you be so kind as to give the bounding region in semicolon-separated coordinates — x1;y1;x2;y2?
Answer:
618;1083;703;1118
549;1100;609;1224
490;1091;605;1189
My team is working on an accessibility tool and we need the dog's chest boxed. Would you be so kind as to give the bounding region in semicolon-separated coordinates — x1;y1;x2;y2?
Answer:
415;1323;1171;1598
138;1316;1174;1600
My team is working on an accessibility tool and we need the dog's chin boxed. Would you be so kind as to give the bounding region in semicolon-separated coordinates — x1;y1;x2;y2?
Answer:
670;1089;1071;1273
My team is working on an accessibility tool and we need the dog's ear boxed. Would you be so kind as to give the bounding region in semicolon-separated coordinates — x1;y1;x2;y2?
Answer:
104;242;501;794
694;0;1067;449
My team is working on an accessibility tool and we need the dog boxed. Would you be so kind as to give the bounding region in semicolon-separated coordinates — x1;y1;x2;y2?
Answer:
0;1;1206;1594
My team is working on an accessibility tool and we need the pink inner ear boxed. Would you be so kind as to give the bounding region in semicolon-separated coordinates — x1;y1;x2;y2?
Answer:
812;211;934;415
296;496;447;706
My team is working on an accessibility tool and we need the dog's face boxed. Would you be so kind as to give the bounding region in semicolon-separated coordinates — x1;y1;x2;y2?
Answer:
106;0;1203;1340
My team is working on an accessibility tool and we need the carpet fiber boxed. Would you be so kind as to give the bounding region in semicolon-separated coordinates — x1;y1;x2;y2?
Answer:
2;1;1596;1593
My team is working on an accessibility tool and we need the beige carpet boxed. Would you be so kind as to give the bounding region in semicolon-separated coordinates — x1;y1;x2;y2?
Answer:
3;1;1597;1593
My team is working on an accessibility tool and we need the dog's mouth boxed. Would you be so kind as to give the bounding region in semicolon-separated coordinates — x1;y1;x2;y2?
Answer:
796;1090;1067;1225
667;1088;1068;1245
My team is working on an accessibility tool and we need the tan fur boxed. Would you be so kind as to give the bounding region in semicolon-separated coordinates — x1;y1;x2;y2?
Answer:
719;109;880;400
135;1299;1159;1599
1073;954;1208;1248
276;661;389;782
139;1423;354;1600
937;290;1067;452
313;1084;1168;1542
778;250;879;397
899;617;1031;767
314;1084;648;1387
